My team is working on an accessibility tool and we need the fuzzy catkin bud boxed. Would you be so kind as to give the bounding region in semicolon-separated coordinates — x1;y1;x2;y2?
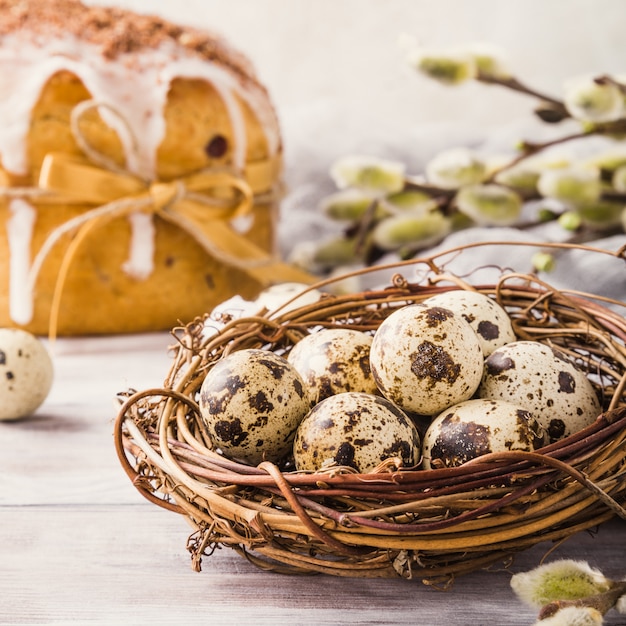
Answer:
425;147;487;189
494;164;540;193
511;559;611;608
380;190;438;215
558;210;583;231
576;201;625;228
537;168;602;206
320;189;379;222
455;184;522;226
311;237;363;270
564;75;624;123
371;211;451;251
465;42;511;80
288;239;361;274
532;252;556;273
330;156;406;194
409;48;477;85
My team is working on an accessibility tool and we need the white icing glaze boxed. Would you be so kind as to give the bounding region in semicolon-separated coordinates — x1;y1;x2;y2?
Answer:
0;33;279;177
122;212;156;280
6;199;36;324
0;28;280;323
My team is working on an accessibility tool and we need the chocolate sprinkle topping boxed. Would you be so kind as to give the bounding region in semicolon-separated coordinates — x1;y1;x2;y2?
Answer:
0;0;257;84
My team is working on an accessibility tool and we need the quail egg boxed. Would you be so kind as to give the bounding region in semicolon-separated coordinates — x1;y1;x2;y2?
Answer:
422;398;546;469
287;328;379;405
0;328;54;421
422;289;516;356
370;304;484;415
293;392;421;473
478;341;602;442
198;348;310;465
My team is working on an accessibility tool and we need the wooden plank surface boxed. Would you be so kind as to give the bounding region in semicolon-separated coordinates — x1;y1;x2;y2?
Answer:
1;333;625;625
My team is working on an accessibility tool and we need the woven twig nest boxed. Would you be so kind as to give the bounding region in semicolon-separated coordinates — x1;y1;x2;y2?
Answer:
114;241;626;585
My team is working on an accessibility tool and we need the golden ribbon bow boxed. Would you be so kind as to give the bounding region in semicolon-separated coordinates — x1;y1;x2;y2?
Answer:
20;152;316;339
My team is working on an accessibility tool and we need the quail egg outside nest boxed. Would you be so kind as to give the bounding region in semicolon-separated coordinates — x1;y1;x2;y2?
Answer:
198;348;310;465
0;328;54;421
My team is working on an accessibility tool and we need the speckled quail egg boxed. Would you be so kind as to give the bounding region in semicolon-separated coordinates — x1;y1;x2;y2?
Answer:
422;289;516;356
478;341;602;443
198;348;310;465
370;304;484;415
0;328;54;421
293;392;421;473
287;328;379;405
422;398;546;469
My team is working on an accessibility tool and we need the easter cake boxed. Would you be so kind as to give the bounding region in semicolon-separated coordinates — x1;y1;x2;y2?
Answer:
0;0;309;336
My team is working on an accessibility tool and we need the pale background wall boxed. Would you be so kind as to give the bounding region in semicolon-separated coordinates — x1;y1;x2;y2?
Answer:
84;0;626;134
82;0;626;297
83;0;626;182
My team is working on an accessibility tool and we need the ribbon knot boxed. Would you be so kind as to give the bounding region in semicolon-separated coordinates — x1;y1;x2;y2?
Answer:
38;152;256;221
148;180;184;213
15;151;314;339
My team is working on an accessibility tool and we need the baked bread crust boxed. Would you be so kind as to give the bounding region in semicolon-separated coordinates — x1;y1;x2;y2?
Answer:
0;0;285;335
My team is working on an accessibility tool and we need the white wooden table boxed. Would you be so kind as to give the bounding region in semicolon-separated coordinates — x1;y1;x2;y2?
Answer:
2;332;625;625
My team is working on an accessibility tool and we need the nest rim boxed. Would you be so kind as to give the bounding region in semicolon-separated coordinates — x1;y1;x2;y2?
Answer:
114;240;626;583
